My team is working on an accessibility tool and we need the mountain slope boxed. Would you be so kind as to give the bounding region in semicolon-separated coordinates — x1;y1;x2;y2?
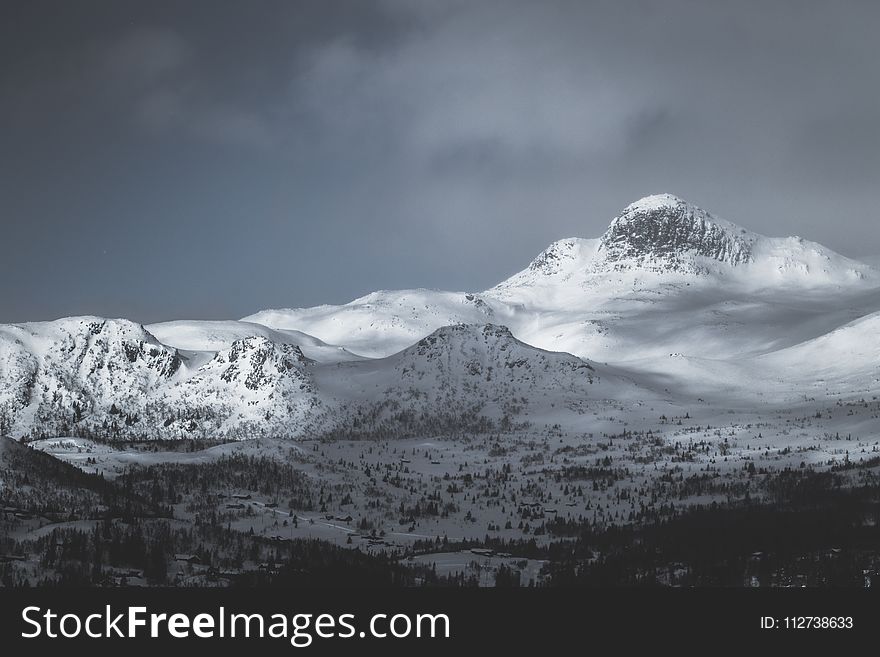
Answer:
244;194;880;363
0;318;324;440
243;289;503;359
147;319;365;363
755;311;880;392
313;323;659;436
0;318;182;436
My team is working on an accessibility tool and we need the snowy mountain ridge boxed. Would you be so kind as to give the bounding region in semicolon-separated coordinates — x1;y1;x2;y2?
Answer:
0;317;328;439
2;194;880;440
498;193;871;291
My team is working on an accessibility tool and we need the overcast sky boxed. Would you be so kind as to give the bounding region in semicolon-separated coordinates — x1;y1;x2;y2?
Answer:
2;0;879;323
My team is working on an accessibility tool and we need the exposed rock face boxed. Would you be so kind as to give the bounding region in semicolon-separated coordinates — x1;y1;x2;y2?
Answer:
527;238;584;276
211;336;312;391
597;193;755;272
0;320;322;440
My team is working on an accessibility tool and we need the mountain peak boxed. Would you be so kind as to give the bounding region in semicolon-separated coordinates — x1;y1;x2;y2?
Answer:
620;193;689;214
598;194;755;272
411;323;516;352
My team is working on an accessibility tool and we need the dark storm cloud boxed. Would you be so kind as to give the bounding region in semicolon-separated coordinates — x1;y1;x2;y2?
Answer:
1;0;879;323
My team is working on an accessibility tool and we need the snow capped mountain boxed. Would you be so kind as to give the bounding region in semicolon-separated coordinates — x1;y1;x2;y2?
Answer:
241;194;880;364
332;323;599;398
384;323;609;410
0;318;324;440
311;322;654;438
493;193;874;294
159;336;323;438
596;193;756;272
482;195;880;361
2;193;880;441
0;318;182;436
